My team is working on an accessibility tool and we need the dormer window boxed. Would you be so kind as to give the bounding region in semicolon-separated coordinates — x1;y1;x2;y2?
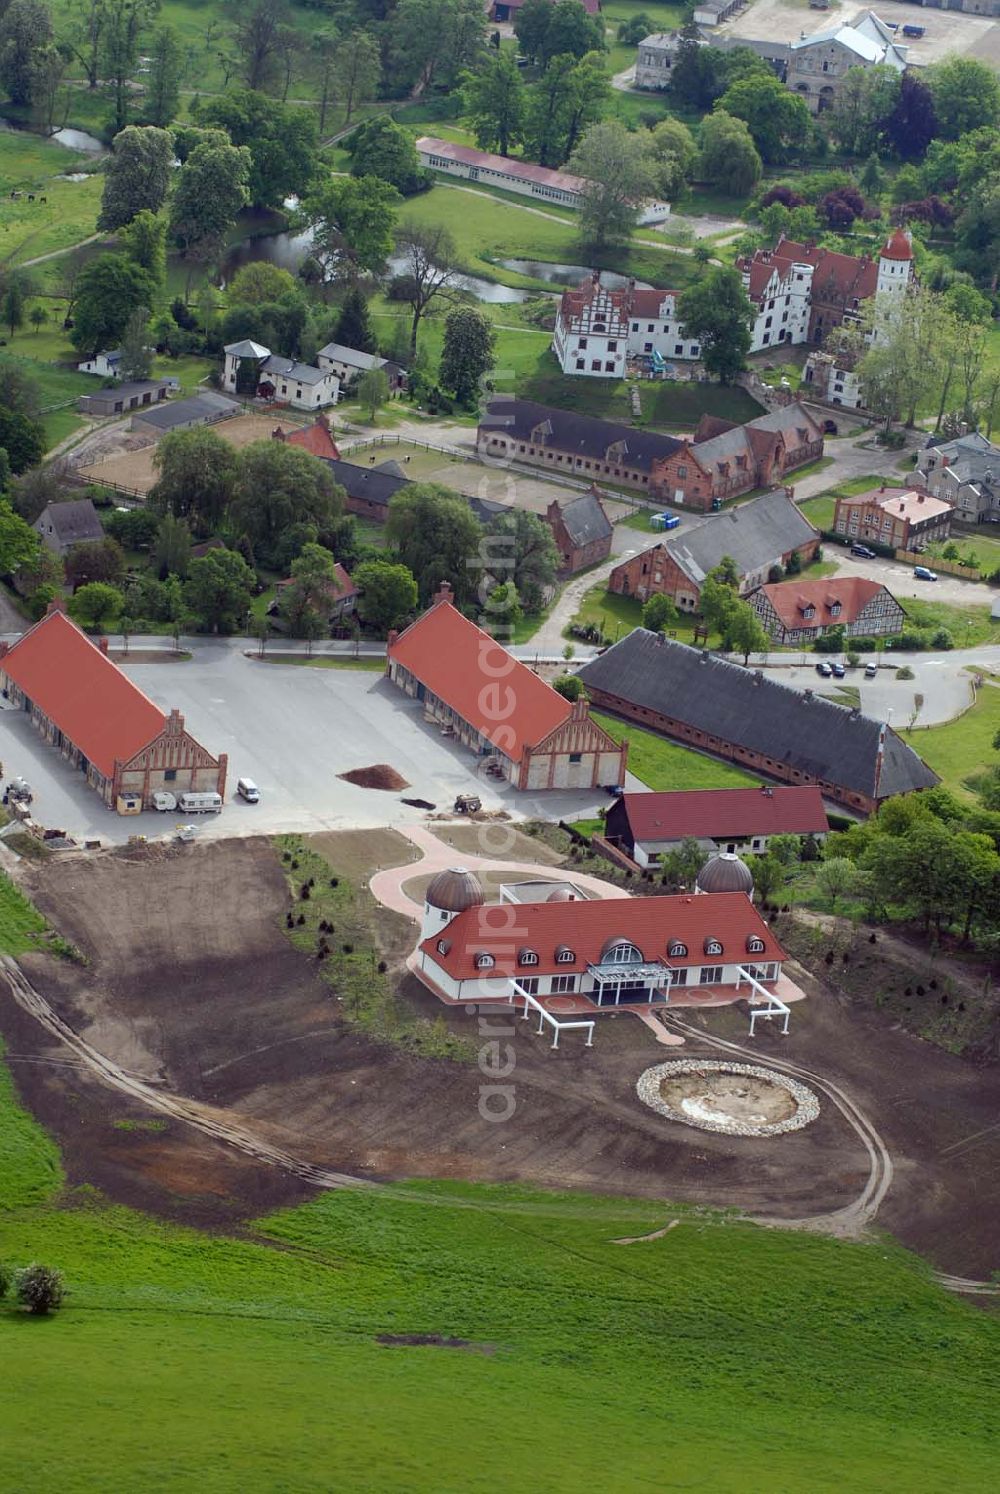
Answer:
667;940;688;959
703;937;723;957
518;948;539;967
802;604;815;619
437;939;451;956
746;935;766;955
556;946;575;964
603;939;642;964
830;602;841;616
475;952;495;970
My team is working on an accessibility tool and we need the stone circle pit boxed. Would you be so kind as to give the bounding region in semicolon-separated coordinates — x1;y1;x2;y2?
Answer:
636;1060;819;1137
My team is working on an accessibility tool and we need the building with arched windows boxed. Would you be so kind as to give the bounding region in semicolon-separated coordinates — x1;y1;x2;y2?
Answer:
414;865;790;1011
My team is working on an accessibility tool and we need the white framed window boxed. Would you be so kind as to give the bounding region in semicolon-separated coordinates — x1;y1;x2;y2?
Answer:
518;949;538;967
699;965;723;985
475;952;495;970
550;975;577;994
556;947;575;964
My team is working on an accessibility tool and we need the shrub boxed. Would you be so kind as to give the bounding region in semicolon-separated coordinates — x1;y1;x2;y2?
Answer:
931;627;953;650
896;665;915;680
0;1262;11;1299
15;1264;64;1314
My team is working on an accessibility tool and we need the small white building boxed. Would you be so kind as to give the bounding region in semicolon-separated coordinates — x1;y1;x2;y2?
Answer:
634;33;681;91
222;339;339;410
77;350;123;379
551;274;701;378
316;343;407;392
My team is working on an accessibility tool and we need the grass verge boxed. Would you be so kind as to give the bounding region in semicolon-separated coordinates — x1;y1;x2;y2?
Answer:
275;835;472;1059
591;710;760;789
901;680;1000;798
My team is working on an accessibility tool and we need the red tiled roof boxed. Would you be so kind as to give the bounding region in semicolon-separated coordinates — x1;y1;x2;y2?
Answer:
274;419;340;461
275;562;356;602
0;609;166;778
756;576;888;632
882;227;913;262
421;890;786;981
388;594;570;763
627;287;677;317
741;236;879;307
620;786;828;844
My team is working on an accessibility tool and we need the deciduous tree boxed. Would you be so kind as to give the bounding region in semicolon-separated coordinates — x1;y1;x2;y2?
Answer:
199;89;317;210
357;365;389;421
484;508;558;613
98;124;173;231
169;137;251;270
696;110;761;197
354;558;418;633
148;425;238;535
299;175;400;288
349;117;427;196
183;547;254;633
101;0;159;133
716;72;810;165
385;482;482;605
0;499;40;575
439;305;495;405
642;592;677;634
569;119;658;247
120;208;167;291
394;222;460;357
332;29;380;126
462;50;526;157
143;24;182;126
230;441;343;568
69;579;124;630
70;253;156;357
927;56;1000;141
678;267;753;385
0;0;53;107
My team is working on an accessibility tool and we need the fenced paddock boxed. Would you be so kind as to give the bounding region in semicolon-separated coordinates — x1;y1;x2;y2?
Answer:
76;413;308;496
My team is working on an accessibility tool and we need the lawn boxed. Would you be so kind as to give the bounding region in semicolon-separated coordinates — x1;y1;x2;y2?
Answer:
902;680;1000;798
800;494;837;531
901;599;1000;649
0;132;104;266
591;709;759;788
926;532;1000;577
1;866;999;1488
519;367;765;431
0;872;49;957
259;654;384;671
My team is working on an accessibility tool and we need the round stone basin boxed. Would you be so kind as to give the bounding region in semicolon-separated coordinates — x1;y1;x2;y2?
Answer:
636;1060;819;1137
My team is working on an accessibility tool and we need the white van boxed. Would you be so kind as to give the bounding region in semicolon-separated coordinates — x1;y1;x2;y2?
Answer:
237;777;260;803
177;791;223;814
151;791;177;812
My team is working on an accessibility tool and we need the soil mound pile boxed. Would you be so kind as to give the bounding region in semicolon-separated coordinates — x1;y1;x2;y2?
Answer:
339;764;410;791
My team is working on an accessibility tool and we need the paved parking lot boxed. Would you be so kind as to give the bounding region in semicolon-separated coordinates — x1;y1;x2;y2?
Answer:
0;647;613;847
722;0;1000;66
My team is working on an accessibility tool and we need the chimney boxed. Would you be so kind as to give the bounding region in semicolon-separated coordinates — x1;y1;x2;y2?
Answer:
167;708;184;734
803;688;813;701
387;628;399;650
917;494;924;503
98;637;109;654
45;597;67;616
433;582;454;607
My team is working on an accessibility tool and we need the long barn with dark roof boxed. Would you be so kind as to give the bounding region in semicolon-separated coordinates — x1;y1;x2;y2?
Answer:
579;630;938;815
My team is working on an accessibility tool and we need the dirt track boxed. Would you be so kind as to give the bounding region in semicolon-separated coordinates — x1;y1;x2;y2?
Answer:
2;836;999;1275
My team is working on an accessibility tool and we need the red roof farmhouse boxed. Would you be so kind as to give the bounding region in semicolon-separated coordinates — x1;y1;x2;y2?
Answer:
0;604;227;811
749;576;905;644
605;785;829;868
386;584;626;791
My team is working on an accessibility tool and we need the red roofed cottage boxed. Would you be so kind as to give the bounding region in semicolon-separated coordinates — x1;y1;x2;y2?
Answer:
386;584;627;791
0;603;226;811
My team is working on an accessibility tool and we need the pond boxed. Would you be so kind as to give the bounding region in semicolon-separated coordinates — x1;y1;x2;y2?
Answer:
51;127;105;153
218;221;531;303
498;259;652;290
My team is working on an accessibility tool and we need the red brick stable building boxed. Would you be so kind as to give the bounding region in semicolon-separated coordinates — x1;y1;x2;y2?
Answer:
386;585;626;791
0;604;226;811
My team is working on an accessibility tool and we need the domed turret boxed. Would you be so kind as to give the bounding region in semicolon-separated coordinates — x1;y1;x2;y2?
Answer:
547;887;578;903
422;866;485;939
695;852;755;898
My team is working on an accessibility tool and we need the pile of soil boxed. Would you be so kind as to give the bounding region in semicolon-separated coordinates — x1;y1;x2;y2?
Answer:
338;764;410;791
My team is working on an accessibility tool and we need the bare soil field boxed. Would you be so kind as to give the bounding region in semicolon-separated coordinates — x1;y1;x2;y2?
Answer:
77;414;299;494
3;835;999;1274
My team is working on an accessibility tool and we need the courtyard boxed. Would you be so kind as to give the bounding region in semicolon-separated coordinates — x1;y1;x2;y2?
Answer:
0;644;616;845
723;0;1000;67
75;413;298;495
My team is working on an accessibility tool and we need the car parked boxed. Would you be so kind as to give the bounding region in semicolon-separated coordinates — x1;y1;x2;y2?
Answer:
914;565;938;581
864;662;878;678
851;544;876;559
831;662;846;678
815;661;833;677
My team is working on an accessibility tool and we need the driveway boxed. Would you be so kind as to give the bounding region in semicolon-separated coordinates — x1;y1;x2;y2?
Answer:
826;551;998;611
0;644;620;846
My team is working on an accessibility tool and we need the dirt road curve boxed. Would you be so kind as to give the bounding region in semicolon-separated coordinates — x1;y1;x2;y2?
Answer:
0;955;371;1194
659;1010;892;1238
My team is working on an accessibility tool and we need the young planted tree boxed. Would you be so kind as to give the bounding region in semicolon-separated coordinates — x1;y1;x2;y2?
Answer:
439;306;495;406
357;366;390;422
393;222;460;357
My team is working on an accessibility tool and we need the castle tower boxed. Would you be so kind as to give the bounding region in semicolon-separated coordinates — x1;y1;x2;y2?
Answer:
876;228;914;297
